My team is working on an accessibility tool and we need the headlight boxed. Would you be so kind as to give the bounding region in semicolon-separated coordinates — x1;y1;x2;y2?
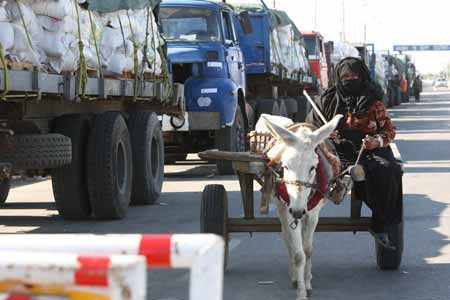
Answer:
170;116;185;129
197;96;212;107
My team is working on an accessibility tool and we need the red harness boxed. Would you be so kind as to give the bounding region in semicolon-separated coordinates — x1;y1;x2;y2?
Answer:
275;155;328;211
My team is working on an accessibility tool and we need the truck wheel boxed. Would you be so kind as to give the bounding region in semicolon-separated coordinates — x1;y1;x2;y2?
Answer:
215;106;246;175
376;222;404;270
128;112;164;205
0;134;71;170
255;98;279;122
201;184;229;269
51;114;92;219
0;178;10;205
294;96;308;122
278;100;288;118
87;112;133;219
283;98;298;121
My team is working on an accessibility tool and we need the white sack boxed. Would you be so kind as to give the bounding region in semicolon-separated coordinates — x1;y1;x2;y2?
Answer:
39;30;65;58
27;0;76;18
0;6;8;22
10;23;40;65
0;21;14;51
36;15;63;32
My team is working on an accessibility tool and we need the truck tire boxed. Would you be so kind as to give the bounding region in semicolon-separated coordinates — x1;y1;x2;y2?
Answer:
376;222;404;270
294;96;309;122
283;98;298;121
215;106;246;175
0;134;71;170
200;184;229;269
255;98;279;123
128;112;164;205
278;100;288;118
0;178;10;205
51;114;92;219
87;112;133;219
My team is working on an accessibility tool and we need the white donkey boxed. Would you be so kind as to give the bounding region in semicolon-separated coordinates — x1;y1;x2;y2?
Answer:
261;114;342;300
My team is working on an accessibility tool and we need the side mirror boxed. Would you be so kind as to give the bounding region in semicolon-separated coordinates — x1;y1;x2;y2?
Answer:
239;11;253;34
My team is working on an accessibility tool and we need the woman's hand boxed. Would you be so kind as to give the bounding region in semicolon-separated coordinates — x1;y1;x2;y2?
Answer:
329;130;339;139
363;135;380;150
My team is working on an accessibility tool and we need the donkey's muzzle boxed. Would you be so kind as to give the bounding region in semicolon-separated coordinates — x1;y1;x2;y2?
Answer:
289;208;306;219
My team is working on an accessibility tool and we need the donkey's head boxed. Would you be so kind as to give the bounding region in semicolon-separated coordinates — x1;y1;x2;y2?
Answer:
262;115;342;219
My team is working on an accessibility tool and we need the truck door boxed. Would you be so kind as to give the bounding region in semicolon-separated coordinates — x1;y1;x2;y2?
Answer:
222;10;245;92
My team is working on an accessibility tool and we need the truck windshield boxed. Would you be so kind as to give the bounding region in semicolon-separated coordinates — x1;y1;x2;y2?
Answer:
160;7;220;42
304;37;317;57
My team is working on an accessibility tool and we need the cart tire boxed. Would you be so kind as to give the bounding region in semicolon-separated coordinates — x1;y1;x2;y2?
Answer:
215;106;246;175
51;114;92;219
0;134;72;170
255;98;279;122
87;112;133;219
0;178;10;205
200;184;229;269
376;222;404;270
128;112;164;205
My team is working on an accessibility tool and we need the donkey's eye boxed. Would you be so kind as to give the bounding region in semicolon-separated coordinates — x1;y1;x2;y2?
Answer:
309;167;315;174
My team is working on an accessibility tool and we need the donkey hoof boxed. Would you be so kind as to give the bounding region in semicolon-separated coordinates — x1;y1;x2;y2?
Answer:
291;281;298;289
307;289;313;297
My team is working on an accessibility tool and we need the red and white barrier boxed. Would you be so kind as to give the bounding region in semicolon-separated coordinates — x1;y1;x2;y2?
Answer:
0;252;146;300
0;234;224;300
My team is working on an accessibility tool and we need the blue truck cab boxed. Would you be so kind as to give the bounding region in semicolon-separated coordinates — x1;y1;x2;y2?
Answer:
160;0;249;172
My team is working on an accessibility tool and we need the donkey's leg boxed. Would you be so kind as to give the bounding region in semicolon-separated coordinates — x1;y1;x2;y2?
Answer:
277;203;307;300
302;209;321;296
276;203;295;283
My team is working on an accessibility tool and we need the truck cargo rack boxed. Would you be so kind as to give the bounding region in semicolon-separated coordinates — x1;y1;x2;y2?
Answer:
0;70;169;102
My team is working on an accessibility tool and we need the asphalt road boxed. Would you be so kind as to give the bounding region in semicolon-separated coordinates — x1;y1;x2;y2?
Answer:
2;90;450;300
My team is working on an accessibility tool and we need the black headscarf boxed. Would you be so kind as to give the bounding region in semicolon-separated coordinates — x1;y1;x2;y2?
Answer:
307;57;384;128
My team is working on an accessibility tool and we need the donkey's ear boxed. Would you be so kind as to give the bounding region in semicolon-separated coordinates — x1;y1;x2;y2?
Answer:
261;115;298;146
310;114;343;147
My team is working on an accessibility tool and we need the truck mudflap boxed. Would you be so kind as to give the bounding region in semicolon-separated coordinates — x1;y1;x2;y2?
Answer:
162;112;221;132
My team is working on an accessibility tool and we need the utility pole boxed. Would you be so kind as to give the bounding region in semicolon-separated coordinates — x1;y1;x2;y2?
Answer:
314;0;318;31
273;0;276;8
364;24;367;44
342;0;346;42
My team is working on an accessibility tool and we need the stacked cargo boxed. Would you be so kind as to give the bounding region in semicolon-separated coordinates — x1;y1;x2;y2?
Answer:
234;4;310;80
331;41;360;65
0;0;163;77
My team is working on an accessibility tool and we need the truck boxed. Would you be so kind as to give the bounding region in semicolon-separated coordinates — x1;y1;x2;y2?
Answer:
302;31;330;93
160;0;312;173
0;0;184;220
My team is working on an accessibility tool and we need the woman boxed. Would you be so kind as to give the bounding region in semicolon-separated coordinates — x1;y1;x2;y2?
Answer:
412;75;422;102
307;57;403;246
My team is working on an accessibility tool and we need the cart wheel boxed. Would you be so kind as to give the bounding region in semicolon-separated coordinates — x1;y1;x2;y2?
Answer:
200;184;229;269
376;222;403;270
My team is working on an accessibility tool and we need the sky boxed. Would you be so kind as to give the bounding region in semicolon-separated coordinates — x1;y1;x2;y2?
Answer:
262;0;450;74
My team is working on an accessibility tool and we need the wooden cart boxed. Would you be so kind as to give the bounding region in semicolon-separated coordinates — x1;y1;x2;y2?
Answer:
198;149;404;270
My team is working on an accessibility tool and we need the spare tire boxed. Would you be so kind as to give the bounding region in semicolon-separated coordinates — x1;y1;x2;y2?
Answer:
0;134;71;170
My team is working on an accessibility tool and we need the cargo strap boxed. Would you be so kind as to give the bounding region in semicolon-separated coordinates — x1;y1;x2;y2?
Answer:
0;43;9;100
14;0;33;51
88;9;103;78
126;10;139;101
74;0;88;99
